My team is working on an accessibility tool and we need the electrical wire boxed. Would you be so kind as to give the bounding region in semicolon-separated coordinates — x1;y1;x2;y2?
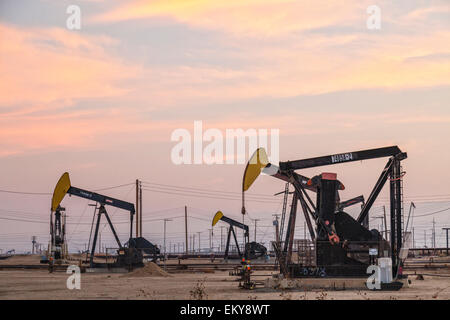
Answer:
0;182;135;196
0;217;48;224
2;179;450;251
142;187;279;203
99;185;135;233
0;189;51;195
141;181;276;198
414;207;450;218
67;202;93;242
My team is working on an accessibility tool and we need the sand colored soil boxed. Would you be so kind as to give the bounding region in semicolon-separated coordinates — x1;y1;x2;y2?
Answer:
123;262;172;278
0;269;450;300
1;255;450;300
0;254;42;265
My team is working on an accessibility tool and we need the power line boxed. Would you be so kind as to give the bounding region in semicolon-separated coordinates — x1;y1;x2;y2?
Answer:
141;186;278;202
0;182;135;196
0;217;48;224
0;215;186;225
91;183;135;191
141;181;276;198
0;189;51;195
142;187;279;203
99;185;135;233
414;207;450;218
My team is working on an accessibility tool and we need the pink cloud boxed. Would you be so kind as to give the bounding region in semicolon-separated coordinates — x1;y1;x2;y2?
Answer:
0;24;135;108
91;0;361;36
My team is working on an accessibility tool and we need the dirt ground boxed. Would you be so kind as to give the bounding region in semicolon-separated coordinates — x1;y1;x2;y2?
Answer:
0;268;449;300
0;254;42;265
1;255;449;300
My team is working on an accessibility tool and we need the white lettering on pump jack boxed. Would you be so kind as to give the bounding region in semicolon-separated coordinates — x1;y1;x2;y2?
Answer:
331;153;354;164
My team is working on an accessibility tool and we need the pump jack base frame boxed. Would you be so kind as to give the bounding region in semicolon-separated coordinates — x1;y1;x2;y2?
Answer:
380;281;404;291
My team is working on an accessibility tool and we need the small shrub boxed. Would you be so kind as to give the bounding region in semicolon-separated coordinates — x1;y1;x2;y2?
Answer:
190;280;208;300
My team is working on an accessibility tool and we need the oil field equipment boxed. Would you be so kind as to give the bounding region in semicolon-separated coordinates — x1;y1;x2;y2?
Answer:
212;211;267;260
49;205;67;260
51;172;154;268
238;259;255;290
242;146;407;278
126;237;160;261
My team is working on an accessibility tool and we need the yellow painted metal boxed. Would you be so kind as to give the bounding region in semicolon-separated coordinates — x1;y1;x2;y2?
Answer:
242;148;269;191
212;211;224;227
51;172;71;212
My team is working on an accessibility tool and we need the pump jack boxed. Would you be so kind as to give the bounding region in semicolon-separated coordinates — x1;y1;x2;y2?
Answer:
51;172;144;268
212;211;267;260
242;146;407;278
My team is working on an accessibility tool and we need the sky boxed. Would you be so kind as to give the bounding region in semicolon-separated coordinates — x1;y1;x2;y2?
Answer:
0;0;449;253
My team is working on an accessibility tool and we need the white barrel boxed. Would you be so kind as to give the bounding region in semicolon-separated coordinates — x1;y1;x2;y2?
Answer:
378;257;393;284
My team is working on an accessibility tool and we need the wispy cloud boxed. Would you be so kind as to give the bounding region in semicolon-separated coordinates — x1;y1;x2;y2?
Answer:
91;0;361;36
1;2;449;157
0;24;135;108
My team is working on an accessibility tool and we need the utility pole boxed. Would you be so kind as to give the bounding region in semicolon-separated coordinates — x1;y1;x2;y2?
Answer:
208;229;212;252
242;215;246;252
135;179;139;237
424;230;427;248
443;228;450;255
272;214;280;243
220;227;223;252
185;206;188;255
412;227;415;248
139;181;143;237
193;234;195;253
31;236;36;255
383;206;388;240
254;219;260;242
373;216;384;239
197;232;201;253
220;226;226;252
432;218;436;248
163;219;172;270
